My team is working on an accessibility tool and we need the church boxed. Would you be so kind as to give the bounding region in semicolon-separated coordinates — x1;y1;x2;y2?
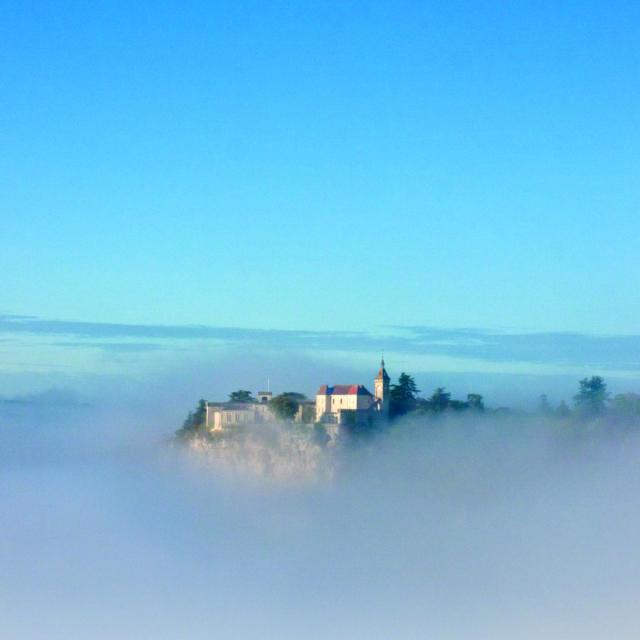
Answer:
315;359;390;424
205;359;391;431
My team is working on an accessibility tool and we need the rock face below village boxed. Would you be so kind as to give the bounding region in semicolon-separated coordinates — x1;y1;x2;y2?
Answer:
184;424;333;484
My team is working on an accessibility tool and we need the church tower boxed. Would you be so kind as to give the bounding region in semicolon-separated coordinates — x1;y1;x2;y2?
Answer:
374;359;390;416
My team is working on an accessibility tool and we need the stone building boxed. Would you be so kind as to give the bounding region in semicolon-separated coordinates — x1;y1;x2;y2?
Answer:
315;360;390;424
206;391;314;430
205;360;391;432
205;401;272;431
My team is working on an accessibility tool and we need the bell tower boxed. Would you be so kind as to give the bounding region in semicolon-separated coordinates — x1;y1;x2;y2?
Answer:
374;359;390;416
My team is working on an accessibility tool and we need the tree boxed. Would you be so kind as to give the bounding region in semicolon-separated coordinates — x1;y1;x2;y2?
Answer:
176;399;207;439
194;398;206;425
269;393;299;421
281;392;307;401
467;393;485;411
389;373;420;417
573;376;609;418
610;393;640;419
228;390;255;403
427;387;451;413
177;411;194;438
300;404;316;424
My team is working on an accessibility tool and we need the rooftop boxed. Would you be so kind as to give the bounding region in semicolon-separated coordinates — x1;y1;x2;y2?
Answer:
207;402;266;410
316;384;374;396
375;358;390;382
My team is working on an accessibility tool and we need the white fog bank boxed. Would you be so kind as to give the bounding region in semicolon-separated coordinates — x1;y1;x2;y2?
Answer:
2;404;640;639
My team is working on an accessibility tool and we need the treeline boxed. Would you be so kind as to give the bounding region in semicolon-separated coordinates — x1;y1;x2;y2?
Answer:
538;375;640;425
389;372;484;418
176;374;640;440
390;372;640;428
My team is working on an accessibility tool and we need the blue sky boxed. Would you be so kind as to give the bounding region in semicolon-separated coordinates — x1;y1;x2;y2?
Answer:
2;1;639;397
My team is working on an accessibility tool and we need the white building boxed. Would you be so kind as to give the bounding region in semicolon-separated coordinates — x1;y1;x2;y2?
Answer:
206;390;314;430
205;360;391;432
315;360;390;424
206;400;272;431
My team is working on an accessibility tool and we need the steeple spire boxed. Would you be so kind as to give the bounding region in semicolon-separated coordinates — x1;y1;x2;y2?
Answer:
374;357;390;416
375;358;390;382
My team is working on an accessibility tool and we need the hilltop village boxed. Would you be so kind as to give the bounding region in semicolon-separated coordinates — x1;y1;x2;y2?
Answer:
177;357;636;450
204;360;391;440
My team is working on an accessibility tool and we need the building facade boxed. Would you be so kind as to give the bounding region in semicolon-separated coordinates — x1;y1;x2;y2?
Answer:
206;394;314;430
205;360;391;432
315;360;390;424
206;401;272;431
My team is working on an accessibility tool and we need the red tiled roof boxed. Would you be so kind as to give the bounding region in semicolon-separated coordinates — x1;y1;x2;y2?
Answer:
316;384;373;396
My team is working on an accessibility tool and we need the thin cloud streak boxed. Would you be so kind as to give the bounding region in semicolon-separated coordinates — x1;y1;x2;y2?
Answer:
2;314;640;370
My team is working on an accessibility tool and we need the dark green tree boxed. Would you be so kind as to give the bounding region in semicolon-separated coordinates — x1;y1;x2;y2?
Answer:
281;392;307;401
269;393;299;421
389;373;420;417
228;390;255;403
194;398;206;425
427;387;451;413
574;376;609;418
467;393;484;411
176;399;207;439
610;393;640;418
177;411;194;437
300;404;316;423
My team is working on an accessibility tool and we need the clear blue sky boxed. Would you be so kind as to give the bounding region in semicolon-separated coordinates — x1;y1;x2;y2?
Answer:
2;0;639;334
